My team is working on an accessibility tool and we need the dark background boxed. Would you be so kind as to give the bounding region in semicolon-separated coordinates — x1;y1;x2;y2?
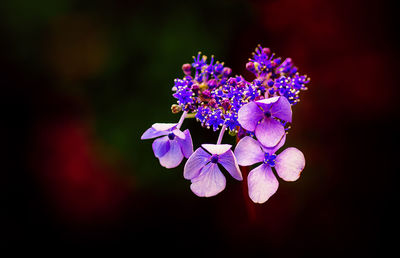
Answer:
2;0;398;256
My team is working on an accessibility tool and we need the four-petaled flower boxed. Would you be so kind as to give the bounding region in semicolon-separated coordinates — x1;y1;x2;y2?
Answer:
234;135;305;203
237;96;292;148
184;144;243;197
141;123;193;168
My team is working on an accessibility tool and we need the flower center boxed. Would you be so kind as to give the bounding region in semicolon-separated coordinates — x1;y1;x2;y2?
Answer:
210;154;219;163
264;153;276;167
264;111;272;118
168;132;175;140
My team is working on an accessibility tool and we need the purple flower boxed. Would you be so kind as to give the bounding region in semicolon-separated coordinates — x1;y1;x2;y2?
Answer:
184;144;243;197
237;96;292;148
141;123;193;168
234;135;305;203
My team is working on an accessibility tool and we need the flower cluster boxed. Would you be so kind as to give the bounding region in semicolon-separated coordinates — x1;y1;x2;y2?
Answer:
141;45;309;203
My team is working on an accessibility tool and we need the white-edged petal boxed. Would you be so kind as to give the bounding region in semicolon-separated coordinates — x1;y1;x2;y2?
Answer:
234;136;264;166
201;144;231;155
248;164;279;204
158;139;184;169
190;163;226;197
275;147;305;181
183;147;210;180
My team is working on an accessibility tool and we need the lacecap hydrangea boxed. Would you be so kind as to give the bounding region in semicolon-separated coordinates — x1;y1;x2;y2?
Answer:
141;45;310;204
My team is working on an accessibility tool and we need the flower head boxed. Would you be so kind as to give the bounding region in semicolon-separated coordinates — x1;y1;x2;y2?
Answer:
234;135;305;203
184;144;242;197
141;123;193;168
142;45;310;203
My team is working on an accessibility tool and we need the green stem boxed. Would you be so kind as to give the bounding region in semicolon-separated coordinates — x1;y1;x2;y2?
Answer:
185;113;196;119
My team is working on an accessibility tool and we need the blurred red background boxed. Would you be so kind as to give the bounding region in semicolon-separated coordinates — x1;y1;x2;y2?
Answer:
2;0;397;256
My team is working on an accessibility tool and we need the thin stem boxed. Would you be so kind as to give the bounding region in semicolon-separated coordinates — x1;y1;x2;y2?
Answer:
176;111;188;129
185;113;196;119
216;124;227;145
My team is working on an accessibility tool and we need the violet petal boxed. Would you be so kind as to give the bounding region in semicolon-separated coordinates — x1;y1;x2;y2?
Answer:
190;163;226;197
247;164;279;204
172;129;186;140
234;136;264;166
183;147;210;180
269;96;292;122
218;150;243;181
158;139;184;168
237;101;264;132
261;134;286;155
141;123;176;140
201;144;231;155
275;147;305;181
255;96;280;111
255;117;285;148
177;129;193;158
152;136;170;158
152;123;177;131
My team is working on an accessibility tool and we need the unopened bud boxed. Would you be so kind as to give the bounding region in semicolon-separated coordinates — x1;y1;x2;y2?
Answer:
208;98;217;108
222;67;232;77
246;62;255;72
191;84;200;91
262;48;271;56
171;104;182;114
182;63;192;75
207;79;218;89
201;89;211;99
221;98;230;110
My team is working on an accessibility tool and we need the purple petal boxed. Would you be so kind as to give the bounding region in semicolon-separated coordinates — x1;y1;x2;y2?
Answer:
255;117;285;148
152;136;170;158
237;101;263;131
275;147;305;181
141;123;176;140
183;147;210;180
255;96;280;111
269;96;292;122
261;134;286;155
158;139;184;168
152;123;177;131
247;164;279;204
234;136;264;166
201;144;231;155
177;129;193;158
190;163;226;197
218;150;243;181
172;129;186;140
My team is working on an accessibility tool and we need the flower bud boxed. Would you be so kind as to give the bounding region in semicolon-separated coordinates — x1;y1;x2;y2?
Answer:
191;84;200;91
207;79;218;89
227;77;237;86
237;81;246;89
262;47;271;56
208;98;217;108
222;67;232;77
201;89;211;99
171;104;182;114
221;98;230;110
182;63;192;75
246;62;255;73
